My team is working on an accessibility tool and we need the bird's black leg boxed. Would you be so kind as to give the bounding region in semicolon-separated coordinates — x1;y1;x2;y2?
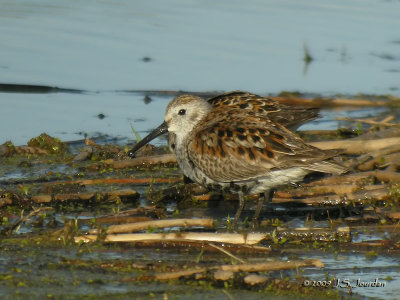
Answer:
251;189;275;228
232;192;245;228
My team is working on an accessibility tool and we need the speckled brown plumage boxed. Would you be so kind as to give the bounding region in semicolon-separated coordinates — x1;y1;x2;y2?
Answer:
206;91;319;130
129;92;346;226
167;91;319;151
187;107;342;183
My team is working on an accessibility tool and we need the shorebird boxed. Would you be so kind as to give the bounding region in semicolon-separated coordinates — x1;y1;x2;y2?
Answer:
131;91;319;154
129;91;346;225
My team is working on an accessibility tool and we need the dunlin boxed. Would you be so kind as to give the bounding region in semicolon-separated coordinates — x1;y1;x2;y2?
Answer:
129;91;346;225
130;91;319;154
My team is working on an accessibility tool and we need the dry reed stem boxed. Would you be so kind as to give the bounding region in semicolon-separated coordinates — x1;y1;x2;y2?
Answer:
380;115;396;123
358;152;400;171
89;218;214;234
77;227;350;244
336;117;400;127
75;232;267;245
219;259;324;272
305;170;400;186
374;170;400;182
272;187;388;206
277;184;361;197
208;243;247;264
271;97;388;107
348;144;400;169
310;137;400;154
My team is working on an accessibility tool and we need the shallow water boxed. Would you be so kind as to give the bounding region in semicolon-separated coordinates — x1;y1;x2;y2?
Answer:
0;91;391;146
1;0;400;145
1;0;400;94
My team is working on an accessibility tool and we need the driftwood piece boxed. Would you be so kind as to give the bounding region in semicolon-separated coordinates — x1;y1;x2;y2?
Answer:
358;152;400;171
305;170;400;186
271;96;388;107
347;144;400;170
374;170;400;183
336;116;400;127
77;226;350;244
273;187;389;206
104;154;177;169
276;184;360;197
89;218;214;234
218;259;324;272
75;232;267;245
310;137;400;154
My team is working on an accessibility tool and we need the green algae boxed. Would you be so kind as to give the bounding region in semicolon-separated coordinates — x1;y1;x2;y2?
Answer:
27;133;67;155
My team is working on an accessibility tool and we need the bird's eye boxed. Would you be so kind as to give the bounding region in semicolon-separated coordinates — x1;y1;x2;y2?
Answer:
178;109;186;115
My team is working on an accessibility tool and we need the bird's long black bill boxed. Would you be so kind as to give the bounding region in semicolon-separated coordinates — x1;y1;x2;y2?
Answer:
128;121;168;158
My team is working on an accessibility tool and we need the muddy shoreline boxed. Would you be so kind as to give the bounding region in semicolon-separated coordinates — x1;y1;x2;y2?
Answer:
0;94;399;299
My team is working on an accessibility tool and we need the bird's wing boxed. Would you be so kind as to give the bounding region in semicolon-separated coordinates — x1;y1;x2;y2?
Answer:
207;91;319;130
187;108;341;182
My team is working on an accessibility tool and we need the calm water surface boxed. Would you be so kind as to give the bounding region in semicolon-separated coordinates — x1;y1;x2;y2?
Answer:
0;0;399;144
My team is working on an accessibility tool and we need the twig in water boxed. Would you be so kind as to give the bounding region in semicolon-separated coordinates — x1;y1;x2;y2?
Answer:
1;207;53;235
89;218;214;234
208;243;246;264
